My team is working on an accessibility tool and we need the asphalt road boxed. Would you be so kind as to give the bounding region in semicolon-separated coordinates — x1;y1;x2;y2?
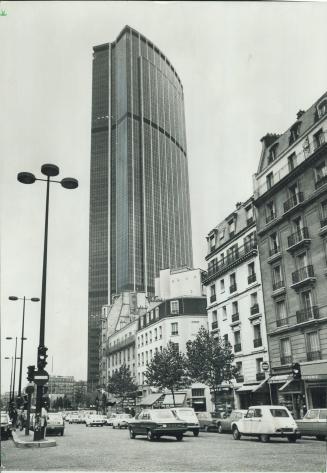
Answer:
1;423;326;471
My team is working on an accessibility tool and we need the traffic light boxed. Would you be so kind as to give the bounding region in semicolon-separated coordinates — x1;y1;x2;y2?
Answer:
37;346;48;370
292;362;301;380
27;365;35;382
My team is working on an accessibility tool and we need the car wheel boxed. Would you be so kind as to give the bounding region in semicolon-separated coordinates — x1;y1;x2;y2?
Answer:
260;434;270;443
232;427;241;440
176;433;183;441
147;429;155;441
217;423;223;434
316;435;326;441
193;429;199;437
129;428;136;439
287;435;297;443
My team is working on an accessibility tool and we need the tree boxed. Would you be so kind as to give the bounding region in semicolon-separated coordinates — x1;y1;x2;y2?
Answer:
186;326;237;409
107;365;138;408
145;342;190;406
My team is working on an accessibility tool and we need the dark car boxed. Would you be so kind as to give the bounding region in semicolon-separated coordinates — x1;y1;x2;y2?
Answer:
297;408;327;440
128;409;188;441
1;412;12;440
216;410;248;433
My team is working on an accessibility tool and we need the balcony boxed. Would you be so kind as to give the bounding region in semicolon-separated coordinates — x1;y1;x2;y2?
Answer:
211;320;218;330
250;304;259;315
232;313;240;323
287;227;310;252
276;317;288;327
291;265;316;289
210;294;216;303
256;372;265;381
296;306;319;324
315;174;327;189
253;338;263;348
266;213;276;224
272;280;285;292
280;355;292;365
235;375;244;383
248;273;257;284
247;217;254;226
230;284;237;294
234;343;242;353
202;241;257;284
307;350;321;361
283;192;304;214
268;246;282;264
107;334;135;355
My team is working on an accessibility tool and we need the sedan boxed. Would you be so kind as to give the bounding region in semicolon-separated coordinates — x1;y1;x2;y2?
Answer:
297;409;327;440
128;409;188;441
85;415;106;427
216;410;248;433
112;413;132;429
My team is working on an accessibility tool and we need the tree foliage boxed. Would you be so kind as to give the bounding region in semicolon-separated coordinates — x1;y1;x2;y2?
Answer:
107;365;138;404
145;342;190;406
186;326;237;403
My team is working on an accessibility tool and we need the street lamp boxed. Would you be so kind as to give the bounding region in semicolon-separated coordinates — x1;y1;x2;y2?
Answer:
6;337;18;401
4;356;14;403
17;164;78;441
9;296;40;397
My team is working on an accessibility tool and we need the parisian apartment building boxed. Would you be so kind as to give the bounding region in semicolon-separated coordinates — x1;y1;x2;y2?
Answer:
202;198;270;410
253;91;327;414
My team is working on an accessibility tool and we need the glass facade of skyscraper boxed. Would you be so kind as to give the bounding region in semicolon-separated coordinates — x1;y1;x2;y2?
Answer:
88;26;193;385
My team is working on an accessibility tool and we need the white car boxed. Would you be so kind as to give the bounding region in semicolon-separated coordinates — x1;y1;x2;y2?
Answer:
231;405;300;443
85;414;106;427
112;413;132;429
171;407;200;437
106;413;118;426
68;414;80;424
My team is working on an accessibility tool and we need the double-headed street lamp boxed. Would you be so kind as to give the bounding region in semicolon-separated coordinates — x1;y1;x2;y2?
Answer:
9;296;40;398
18;164;78;441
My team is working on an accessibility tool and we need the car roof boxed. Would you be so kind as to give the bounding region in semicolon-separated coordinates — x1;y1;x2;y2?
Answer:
248;405;289;409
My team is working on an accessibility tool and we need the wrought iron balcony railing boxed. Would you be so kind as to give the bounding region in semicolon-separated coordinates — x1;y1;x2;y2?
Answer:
234;343;242;353
280;355;292;365
276;317;288;327
283;192;304;213
253;338;263;348
269;246;281;257
211;321;218;330
296;306;319;324
291;265;315;285
287;227;310;248
230;284;237;293
307;350;321;361
273;280;285;291
266;213;276;224
232;313;240;323
250;304;259;315
210;294;217;303
315;174;327;189
248;273;257;284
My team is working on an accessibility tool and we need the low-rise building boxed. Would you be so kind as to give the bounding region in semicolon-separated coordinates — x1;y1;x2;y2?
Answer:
202;198;270;409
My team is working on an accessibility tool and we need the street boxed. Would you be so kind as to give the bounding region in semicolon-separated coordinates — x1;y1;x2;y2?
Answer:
1;423;326;471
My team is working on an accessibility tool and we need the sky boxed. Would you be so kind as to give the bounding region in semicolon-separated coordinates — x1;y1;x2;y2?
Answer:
1;1;327;391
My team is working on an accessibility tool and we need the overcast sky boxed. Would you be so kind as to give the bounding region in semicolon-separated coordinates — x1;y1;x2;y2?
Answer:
1;1;327;390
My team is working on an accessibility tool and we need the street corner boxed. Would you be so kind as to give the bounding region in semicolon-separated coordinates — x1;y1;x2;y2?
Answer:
12;430;57;448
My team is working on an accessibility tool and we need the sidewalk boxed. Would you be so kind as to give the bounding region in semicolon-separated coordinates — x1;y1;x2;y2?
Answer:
12;429;57;448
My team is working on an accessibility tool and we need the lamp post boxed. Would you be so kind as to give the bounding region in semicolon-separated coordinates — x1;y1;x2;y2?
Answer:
17;164;78;441
4;356;14;403
9;296;40;397
6;337;19;401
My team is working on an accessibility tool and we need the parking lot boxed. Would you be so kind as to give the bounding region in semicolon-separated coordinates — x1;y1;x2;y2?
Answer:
1;423;326;471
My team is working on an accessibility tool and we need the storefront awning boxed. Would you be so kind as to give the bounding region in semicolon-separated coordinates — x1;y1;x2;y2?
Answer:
268;375;289;384
278;378;293;391
252;378;269;392
139;393;163;406
301;361;327;381
161;393;186;406
236;384;260;392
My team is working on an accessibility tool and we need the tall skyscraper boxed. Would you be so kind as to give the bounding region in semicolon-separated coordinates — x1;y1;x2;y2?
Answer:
88;26;193;386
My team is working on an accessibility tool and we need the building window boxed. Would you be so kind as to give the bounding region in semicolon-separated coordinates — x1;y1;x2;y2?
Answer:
300;289;313;312
137;354;140;367
209;234;216;251
234;331;241;352
256;357;263;373
222;306;227;320
220;279;225;293
212;310;218;324
191;388;205;397
145;333;148;345
171;322;178;336
253;324;262;347
280;338;292;365
272;265;283;288
266;201;276;223
235;361;243;376
268;144;278;163
141;334;144;347
170;300;179;315
223;334;229;344
246;205;254;225
159;326;162;339
313;128;325;150
296;252;308;270
146;312;150;324
210;284;216;302
276;300;287;326
171;342;179;352
149;331;152;343
315;160;327;185
141;353;144;365
289;123;301;144
228;220;235;238
227;244;238;263
155;307;160;320
154;328;158;340
266;172;274;190
306;331;321;361
270;232;280;255
288;152;297;172
229;273;237;293
232;301;238;315
220;252;225;265
219;228;225;240
248;262;256;284
137;336;140;348
244;232;256;251
317;99;327;119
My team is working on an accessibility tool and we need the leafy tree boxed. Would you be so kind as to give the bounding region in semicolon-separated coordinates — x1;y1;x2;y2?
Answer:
186;326;237;409
107;365;138;408
145;342;190;406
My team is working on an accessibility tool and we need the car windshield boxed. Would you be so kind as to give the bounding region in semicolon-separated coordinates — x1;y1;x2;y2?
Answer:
270;409;289;417
173;409;196;420
152;410;175;420
304;410;318;419
319;410;327;419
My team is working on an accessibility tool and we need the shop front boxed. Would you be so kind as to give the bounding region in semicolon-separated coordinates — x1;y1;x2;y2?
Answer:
302;361;327;409
268;375;304;418
235;379;270;409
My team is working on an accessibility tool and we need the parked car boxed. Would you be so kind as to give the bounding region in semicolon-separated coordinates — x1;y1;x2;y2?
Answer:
85;414;106;427
231;405;300;443
297;408;327;440
196;411;213;431
128;409;188;441
112;413;132;429
216;410;248;433
106;413;118;426
171;407;200;436
46;413;65;436
68;414;81;424
1;412;12;440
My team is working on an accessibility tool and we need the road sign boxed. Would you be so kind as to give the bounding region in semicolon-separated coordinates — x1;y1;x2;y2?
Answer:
261;361;269;371
34;370;49;386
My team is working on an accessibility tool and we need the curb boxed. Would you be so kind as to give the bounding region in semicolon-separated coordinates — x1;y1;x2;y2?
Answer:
12;430;57;448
